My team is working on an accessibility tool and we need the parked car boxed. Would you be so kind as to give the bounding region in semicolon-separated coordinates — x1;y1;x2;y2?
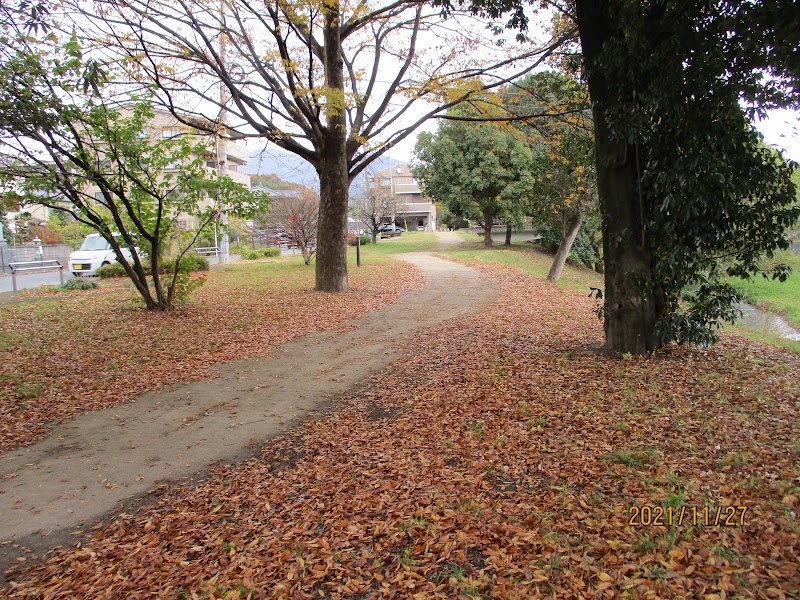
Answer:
69;233;133;277
377;224;405;233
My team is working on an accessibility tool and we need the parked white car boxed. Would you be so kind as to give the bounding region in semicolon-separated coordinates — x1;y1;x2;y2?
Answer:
69;233;133;277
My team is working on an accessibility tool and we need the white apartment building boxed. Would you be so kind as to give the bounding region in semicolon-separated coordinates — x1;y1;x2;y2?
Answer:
10;108;251;231
369;163;437;231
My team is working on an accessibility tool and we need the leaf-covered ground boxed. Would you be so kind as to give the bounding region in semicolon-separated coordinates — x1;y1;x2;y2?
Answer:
0;257;422;451
3;260;798;598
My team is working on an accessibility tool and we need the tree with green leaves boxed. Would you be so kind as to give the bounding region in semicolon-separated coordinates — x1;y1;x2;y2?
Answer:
452;0;799;352
0;21;263;309
503;71;597;281
573;0;799;350
46;213;95;250
413;120;534;247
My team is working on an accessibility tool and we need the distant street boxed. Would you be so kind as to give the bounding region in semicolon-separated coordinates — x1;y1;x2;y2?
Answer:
0;269;69;293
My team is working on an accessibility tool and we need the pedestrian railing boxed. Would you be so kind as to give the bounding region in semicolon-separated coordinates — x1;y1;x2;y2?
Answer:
8;260;65;291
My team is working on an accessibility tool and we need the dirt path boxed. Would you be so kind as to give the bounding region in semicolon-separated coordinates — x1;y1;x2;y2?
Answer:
0;232;493;579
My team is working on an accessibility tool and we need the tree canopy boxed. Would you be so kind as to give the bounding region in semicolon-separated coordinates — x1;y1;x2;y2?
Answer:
450;0;800;352
503;71;598;280
413;118;534;246
54;0;570;293
575;0;799;350
0;18;262;309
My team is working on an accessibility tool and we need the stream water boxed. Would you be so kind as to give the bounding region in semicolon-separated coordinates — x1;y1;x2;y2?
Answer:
737;302;800;341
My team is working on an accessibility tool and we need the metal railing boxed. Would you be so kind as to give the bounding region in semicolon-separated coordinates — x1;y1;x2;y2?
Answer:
194;246;220;257
9;260;64;291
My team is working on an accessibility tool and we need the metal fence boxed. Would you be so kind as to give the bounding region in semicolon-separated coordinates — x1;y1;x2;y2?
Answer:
0;244;72;274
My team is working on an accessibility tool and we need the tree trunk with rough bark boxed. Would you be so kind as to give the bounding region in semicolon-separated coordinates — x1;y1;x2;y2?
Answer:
315;3;349;293
504;222;512;246
547;211;582;282
483;208;494;247
576;0;659;353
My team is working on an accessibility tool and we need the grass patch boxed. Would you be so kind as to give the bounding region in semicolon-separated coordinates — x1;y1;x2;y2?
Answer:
728;250;800;328
713;545;748;564
439;237;601;293
634;534;657;554
396;546;415;568
350;231;438;264
601;449;656;468
15;381;42;400
430;564;466;583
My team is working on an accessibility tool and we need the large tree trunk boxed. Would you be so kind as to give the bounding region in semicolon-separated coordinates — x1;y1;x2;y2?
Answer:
483;208;493;247
576;0;659;354
315;2;349;293
504;221;512;246
547;211;582;282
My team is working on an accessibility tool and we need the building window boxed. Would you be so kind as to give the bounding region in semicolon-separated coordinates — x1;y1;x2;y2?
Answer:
161;127;183;139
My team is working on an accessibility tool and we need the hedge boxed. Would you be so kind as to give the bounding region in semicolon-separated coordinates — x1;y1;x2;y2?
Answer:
241;247;281;260
347;233;371;246
96;254;210;279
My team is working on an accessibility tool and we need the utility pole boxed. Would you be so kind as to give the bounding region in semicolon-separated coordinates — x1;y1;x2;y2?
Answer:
216;2;230;263
388;151;396;232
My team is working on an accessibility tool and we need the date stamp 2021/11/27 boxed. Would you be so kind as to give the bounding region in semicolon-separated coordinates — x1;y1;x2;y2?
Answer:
628;505;747;527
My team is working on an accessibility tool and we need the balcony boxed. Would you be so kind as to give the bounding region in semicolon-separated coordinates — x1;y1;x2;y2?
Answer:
203;166;251;188
226;170;251;187
224;142;250;166
396;202;434;212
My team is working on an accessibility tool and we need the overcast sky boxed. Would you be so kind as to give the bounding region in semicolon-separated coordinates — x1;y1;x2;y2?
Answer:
755;108;800;163
388;107;800;165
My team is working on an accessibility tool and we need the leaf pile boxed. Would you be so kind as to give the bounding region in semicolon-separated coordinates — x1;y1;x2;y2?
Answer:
0;260;422;451
3;262;799;598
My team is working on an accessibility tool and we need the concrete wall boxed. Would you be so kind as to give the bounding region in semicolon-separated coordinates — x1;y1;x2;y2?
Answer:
0;244;71;274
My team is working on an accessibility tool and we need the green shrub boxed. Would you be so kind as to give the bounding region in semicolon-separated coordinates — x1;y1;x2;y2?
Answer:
348;233;371;246
96;254;208;279
535;223;597;268
242;247;281;260
170;271;206;304
61;278;99;290
161;254;210;274
96;262;128;278
159;255;209;304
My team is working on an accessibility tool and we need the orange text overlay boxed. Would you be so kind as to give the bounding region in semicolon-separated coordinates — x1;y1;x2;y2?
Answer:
628;505;747;527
